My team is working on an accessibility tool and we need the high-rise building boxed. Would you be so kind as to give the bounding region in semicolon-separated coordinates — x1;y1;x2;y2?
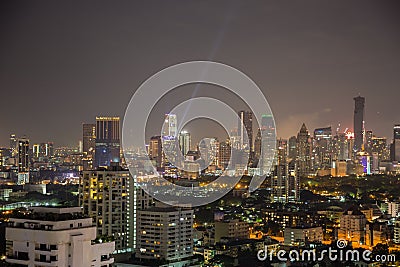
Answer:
163;113;177;138
313;127;333;169
218;140;231;169
80;167;134;254
135;207;194;264
296;124;312;178
149;136;163;168
254;128;262;161
83;123;96;156
238;110;253;151
260;114;275;175
288;136;297;160
179;131;191;156
10;134;17;157
353;96;365;152
94;117;120;168
17;137;30;185
32;142;54;161
271;139;288;202
6;206;115;267
394;124;400;161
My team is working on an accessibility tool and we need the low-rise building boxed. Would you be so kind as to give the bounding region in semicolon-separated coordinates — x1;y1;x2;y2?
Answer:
6;206;114;267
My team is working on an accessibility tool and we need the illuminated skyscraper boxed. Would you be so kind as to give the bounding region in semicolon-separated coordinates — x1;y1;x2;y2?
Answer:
149;136;163;168
313;127;332;169
83;124;96;157
80;168;134;254
353;96;365;152
238;110;253;151
17;137;30;185
260;114;275;175
288;136;297;160
254;128;262;160
178;131;191;156
218;140;231;169
162;114;177;138
394;125;400;161
296;123;312;178
94;117;120;168
9;134;17;157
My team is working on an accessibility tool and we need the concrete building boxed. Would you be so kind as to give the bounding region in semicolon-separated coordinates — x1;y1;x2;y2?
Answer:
284;226;323;246
388;202;400;218
6;206;114;267
337;207;367;247
135;207;194;264
394;220;400;244
80;167;134;254
214;219;249;243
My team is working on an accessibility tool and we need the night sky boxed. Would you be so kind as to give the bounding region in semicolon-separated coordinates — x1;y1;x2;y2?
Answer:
1;1;400;147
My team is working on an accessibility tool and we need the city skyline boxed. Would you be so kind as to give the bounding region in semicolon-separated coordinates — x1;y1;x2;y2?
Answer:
1;1;400;146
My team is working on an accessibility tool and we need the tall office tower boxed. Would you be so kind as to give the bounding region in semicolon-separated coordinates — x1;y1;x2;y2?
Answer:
353;96;365;152
334;132;349;161
6;207;115;267
313;127;333;169
365;130;373;153
149;136;163;168
94;117;120;168
260;114;276;175
288;136;297;160
32;142;54;161
83;123;96;157
162;113;177;138
179;131;191;156
198;138;218;168
136;207;194;265
254;128;262;161
17;137;30;185
271;139;288;202
80;167;134;254
218;140;231;169
371;137;389;163
394;125;400;161
296;123;312;178
9;134;17;157
238;110;253;151
83;123;96;170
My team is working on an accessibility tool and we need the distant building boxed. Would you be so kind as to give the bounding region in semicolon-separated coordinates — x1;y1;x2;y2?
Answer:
260;115;276;175
313;127;333;169
394;220;400;244
6;206;114;267
214;219;249;243
338;207;367;246
17;137;30;185
83;123;96;170
284;226;323;246
365;222;389;247
237;110;253;151
296;123;312;177
353;96;365;152
393;124;400;161
94;117;120;168
149;136;163;169
178;131;191;156
388;202;400;218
